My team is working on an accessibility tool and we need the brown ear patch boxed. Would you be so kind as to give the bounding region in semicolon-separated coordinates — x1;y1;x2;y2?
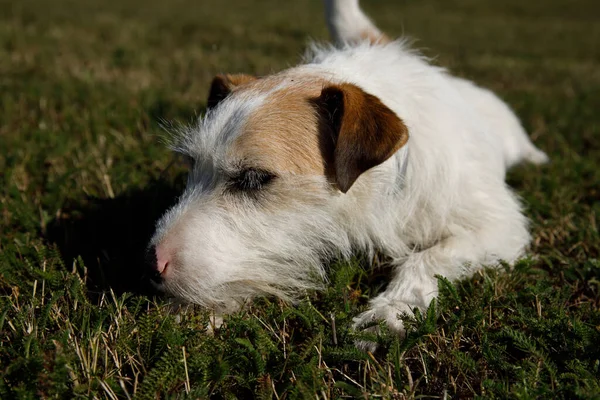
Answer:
315;83;409;193
207;74;257;109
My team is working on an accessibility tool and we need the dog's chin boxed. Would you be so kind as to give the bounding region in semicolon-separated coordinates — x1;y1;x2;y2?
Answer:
157;275;269;311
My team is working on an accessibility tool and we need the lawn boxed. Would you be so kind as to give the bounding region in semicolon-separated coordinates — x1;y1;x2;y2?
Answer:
1;0;599;398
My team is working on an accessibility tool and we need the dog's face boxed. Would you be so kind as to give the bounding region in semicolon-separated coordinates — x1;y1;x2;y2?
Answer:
148;71;409;309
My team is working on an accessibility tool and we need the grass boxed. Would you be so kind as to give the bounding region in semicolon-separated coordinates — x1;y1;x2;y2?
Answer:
1;0;599;398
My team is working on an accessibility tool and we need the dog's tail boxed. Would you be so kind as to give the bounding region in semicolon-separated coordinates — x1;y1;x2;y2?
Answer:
323;0;390;45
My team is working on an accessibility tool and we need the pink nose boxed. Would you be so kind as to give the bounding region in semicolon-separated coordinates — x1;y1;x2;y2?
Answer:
155;245;170;274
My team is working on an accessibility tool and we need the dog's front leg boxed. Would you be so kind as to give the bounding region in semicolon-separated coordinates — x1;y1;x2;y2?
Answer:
352;233;494;348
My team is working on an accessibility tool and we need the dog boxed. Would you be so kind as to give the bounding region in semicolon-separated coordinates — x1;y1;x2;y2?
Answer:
147;0;548;338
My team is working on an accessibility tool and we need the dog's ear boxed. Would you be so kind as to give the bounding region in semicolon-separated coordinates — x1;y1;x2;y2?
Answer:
207;74;257;108
314;83;409;193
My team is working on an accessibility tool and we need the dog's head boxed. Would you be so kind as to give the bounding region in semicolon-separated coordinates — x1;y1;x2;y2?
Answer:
148;70;409;309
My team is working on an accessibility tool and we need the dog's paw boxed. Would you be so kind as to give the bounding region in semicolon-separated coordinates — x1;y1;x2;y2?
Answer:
352;300;412;351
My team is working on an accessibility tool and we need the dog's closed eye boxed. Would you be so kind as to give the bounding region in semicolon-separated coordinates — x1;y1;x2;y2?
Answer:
228;168;276;192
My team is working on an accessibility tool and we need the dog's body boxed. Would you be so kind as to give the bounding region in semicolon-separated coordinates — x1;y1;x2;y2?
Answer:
148;0;547;335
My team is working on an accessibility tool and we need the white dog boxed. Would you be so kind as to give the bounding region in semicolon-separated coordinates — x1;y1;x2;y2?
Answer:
148;0;548;336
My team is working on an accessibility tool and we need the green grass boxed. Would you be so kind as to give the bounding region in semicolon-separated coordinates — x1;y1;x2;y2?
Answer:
1;0;599;398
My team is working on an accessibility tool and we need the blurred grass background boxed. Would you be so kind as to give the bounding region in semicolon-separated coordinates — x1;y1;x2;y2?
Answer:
1;0;599;398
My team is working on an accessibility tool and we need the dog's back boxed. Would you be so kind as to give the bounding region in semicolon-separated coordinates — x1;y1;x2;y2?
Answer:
323;0;548;169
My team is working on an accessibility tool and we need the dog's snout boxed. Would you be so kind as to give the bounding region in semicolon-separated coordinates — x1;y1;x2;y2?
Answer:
146;244;168;283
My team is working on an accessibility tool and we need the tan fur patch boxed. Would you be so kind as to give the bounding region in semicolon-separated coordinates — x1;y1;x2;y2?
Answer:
227;75;408;194
231;75;329;176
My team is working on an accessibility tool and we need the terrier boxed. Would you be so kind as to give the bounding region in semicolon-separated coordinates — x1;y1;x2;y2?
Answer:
147;0;548;336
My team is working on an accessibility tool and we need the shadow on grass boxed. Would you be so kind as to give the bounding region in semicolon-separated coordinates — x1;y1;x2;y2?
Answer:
45;177;183;299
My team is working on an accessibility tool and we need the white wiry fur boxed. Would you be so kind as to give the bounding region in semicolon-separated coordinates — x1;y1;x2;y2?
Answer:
149;0;547;337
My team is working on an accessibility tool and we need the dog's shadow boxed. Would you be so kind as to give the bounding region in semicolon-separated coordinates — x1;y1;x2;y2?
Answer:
46;177;184;299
